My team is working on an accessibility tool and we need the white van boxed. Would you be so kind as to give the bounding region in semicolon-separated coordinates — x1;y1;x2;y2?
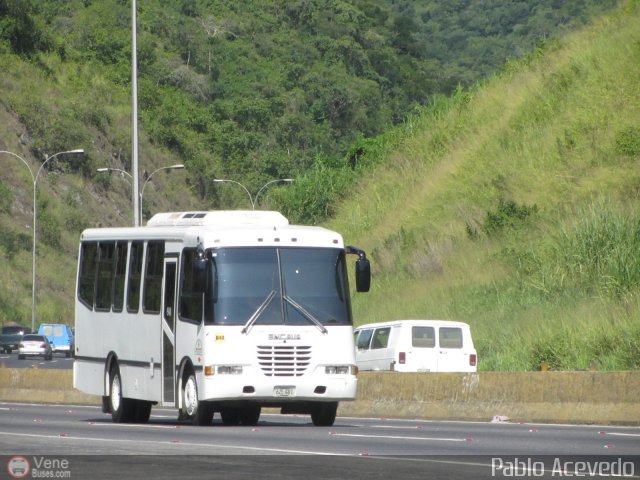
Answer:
354;320;477;372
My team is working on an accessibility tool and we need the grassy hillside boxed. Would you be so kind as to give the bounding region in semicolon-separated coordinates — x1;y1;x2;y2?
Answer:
330;0;640;370
0;1;637;372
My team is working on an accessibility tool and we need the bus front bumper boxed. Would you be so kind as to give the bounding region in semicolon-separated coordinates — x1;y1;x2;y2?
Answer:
200;373;357;403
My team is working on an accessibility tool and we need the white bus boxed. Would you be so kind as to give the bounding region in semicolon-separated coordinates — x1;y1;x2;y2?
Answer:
73;210;370;427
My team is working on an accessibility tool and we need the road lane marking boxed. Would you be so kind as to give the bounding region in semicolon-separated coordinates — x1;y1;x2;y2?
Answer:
0;430;352;455
87;422;180;430
329;432;467;442
353;424;428;430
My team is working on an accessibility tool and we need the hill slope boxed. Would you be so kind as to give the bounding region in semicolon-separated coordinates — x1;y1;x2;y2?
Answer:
330;0;640;370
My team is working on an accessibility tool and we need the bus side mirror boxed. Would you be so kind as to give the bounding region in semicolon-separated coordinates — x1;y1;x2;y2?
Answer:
355;256;370;292
346;246;371;293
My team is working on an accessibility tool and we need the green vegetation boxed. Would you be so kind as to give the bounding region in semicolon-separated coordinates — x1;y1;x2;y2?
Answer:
329;0;640;370
0;0;615;216
0;0;635;370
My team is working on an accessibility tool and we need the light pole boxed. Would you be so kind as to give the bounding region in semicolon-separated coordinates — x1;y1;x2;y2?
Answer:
1;148;84;332
132;0;140;227
213;178;293;209
98;164;185;224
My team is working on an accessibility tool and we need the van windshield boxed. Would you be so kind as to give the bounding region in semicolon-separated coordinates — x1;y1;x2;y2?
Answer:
208;247;353;327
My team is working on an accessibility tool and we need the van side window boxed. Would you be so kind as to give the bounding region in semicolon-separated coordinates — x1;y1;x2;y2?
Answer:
439;327;463;348
412;326;435;348
371;327;390;349
356;329;373;350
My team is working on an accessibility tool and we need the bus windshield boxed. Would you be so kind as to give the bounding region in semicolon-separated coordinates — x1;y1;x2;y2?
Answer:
209;247;352;327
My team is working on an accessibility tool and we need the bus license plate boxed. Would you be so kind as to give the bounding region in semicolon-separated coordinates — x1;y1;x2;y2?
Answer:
274;386;295;397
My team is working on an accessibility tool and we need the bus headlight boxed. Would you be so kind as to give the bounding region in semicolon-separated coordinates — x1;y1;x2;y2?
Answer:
325;365;357;375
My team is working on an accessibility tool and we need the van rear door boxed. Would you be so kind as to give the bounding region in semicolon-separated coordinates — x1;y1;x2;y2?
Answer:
436;326;474;372
404;325;438;372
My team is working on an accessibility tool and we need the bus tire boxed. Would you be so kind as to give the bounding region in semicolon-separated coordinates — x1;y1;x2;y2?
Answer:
134;400;152;424
109;365;135;423
310;402;338;427
239;405;261;426
182;372;213;426
220;407;241;426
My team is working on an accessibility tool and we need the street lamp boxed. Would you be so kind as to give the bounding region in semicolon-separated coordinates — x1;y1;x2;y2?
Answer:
213;178;293;209
139;164;185;222
1;148;84;332
97;164;185;224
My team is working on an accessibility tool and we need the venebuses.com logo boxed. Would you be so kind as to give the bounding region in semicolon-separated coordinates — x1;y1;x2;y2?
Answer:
7;456;72;479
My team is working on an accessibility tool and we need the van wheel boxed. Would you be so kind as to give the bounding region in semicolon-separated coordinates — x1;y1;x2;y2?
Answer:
311;402;338;427
181;371;213;426
109;364;135;423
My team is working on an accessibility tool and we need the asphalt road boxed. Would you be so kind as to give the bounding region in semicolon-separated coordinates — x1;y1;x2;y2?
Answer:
0;351;73;370
0;402;638;479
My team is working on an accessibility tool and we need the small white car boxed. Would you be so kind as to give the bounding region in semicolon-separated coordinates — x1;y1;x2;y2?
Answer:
18;334;53;361
354;320;477;373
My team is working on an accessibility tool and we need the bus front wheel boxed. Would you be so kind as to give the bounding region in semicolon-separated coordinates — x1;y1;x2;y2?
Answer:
182;372;213;426
109;365;135;423
310;402;338;427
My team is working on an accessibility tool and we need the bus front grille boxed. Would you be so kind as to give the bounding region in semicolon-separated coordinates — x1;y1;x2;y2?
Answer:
257;345;312;377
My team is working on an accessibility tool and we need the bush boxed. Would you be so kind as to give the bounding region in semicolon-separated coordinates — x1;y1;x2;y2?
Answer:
615;126;640;156
480;198;538;237
0;228;31;258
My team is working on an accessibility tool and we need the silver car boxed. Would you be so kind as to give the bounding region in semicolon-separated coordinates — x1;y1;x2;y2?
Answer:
18;334;53;360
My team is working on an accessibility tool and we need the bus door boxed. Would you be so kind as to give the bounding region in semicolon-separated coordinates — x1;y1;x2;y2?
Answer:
161;258;178;406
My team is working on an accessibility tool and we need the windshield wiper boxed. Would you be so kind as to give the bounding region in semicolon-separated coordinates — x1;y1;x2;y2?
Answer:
241;290;276;334
283;295;328;334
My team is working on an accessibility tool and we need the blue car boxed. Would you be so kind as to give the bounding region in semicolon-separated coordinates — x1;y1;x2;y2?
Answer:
38;324;75;357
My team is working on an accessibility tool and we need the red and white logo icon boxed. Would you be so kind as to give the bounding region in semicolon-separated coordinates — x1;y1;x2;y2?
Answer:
7;456;30;479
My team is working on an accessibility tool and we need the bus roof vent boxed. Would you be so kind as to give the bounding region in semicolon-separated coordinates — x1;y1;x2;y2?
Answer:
146;210;290;228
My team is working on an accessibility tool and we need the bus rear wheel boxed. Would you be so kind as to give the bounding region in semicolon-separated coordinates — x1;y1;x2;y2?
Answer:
181;372;213;426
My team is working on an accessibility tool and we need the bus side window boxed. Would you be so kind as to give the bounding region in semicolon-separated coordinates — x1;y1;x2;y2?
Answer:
179;247;204;323
78;242;98;309
95;242;115;311
127;241;144;313
143;241;165;314
112;241;128;312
